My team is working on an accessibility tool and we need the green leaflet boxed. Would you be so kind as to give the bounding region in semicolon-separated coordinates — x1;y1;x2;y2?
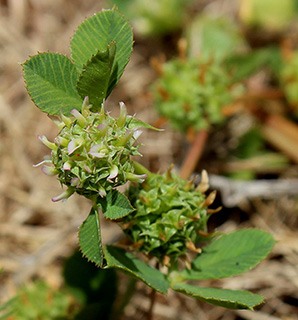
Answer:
173;283;264;310
98;190;135;220
71;8;133;97
104;245;170;294
23;8;133;116
76;42;116;109
181;229;275;280
79;206;103;267
22;53;82;115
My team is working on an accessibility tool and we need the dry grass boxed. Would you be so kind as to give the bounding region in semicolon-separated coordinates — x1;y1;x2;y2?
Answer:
0;1;298;319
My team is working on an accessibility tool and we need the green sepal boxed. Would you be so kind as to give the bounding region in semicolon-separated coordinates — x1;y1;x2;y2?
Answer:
173;283;264;310
98;190;135;220
76;42;116;110
22;52;82;115
103;245;170;294
181;229;275;280
127;117;164;131
79;206;104;267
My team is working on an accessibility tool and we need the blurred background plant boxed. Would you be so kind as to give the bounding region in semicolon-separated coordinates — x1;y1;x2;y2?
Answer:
1;0;298;319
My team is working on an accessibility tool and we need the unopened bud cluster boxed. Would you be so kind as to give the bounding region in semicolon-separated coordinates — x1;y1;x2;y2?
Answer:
122;168;217;265
153;58;244;132
39;99;146;201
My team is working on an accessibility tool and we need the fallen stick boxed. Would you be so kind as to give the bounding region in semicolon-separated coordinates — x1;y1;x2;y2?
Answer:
195;174;298;207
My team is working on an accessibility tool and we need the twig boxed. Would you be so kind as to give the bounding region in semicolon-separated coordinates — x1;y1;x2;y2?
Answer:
262;114;298;163
200;174;298;207
180;130;209;180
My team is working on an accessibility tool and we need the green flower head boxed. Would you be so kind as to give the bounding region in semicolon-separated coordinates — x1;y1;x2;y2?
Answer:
153;58;244;132
38;98;147;201
122;167;219;266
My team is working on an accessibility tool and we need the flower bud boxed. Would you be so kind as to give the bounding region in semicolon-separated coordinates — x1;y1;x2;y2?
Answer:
38;135;57;150
107;165;118;180
125;173;147;183
116;130;134;146
88;143;108;158
117;102;127;128
63;161;72;171
60;110;72;128
81;96;91;117
55;136;69;147
41;165;59;176
96;123;108;137
67;137;84;155
70;109;86;127
52;187;75;202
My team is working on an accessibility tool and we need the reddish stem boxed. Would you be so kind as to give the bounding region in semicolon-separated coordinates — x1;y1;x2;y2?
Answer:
146;288;156;320
180;130;209;180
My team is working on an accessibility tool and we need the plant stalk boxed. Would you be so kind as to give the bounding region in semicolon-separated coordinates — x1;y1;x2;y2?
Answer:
146;287;157;320
180;130;209;180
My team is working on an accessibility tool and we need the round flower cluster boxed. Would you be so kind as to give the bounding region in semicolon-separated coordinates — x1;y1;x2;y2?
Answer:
122;168;218;265
38;98;147;201
153;58;244;132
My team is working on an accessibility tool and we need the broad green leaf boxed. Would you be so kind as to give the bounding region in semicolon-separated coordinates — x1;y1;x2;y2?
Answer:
182;229;275;280
79;206;103;267
76;42;116;109
71;8;133;97
98;190;134;220
23;52;82;115
104;245;170;294
173;283;264;310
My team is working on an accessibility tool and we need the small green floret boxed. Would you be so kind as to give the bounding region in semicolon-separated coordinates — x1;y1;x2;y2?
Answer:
122;168;214;265
39;98;146;201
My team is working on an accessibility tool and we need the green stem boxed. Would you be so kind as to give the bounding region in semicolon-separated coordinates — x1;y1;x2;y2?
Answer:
132;160;154;178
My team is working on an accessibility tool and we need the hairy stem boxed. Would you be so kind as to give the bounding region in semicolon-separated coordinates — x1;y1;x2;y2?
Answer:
180;130;209;180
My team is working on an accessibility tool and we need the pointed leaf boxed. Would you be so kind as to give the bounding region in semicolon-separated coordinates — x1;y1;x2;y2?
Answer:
79;206;103;267
182;229;275;280
71;8;133;97
173;283;264;310
98;190;134;220
76;42;116;109
22;53;82;115
104;245;170;294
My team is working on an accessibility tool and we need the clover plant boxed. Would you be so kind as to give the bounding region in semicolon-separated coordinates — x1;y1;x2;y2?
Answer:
153;57;244;132
22;7;275;315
